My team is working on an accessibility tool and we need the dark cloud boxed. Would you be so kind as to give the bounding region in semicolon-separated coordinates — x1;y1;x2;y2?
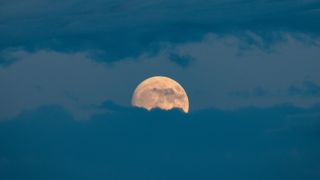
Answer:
288;81;320;97
99;100;130;112
0;0;320;63
0;103;320;180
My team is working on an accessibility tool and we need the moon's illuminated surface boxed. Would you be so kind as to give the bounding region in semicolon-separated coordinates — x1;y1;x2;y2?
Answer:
132;76;189;113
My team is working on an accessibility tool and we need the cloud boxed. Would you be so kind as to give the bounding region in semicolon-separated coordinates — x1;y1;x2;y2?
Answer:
288;81;320;97
99;100;130;112
0;0;320;62
0;103;320;179
0;48;30;66
0;36;320;120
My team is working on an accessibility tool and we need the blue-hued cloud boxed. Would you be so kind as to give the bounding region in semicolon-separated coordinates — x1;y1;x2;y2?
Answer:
0;103;319;180
1;36;320;121
288;81;320;97
1;2;319;179
1;0;320;62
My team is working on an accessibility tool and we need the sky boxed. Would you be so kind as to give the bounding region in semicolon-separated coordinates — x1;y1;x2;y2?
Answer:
0;0;320;179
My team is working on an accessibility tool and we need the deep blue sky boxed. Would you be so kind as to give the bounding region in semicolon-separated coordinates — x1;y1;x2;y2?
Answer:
0;0;320;179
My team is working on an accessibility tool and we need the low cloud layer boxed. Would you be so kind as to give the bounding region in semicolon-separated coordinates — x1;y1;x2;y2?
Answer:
0;103;319;180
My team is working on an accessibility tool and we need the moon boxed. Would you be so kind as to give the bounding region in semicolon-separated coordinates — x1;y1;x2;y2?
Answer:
132;76;189;113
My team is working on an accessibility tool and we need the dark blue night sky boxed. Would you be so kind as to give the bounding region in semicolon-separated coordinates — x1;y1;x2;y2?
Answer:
1;1;320;179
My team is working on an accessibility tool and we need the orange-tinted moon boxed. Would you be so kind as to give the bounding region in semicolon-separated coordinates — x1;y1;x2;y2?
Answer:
132;76;189;113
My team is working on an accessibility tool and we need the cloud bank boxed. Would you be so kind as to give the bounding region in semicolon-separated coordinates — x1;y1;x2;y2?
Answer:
1;0;320;62
0;103;320;180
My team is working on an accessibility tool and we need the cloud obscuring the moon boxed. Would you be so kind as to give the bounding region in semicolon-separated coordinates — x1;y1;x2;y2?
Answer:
0;1;319;179
1;102;320;179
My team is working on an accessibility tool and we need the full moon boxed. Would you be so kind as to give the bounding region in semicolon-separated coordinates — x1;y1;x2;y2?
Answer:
132;76;189;113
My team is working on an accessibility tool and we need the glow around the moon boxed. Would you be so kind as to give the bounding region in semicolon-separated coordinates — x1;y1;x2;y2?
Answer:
132;76;189;113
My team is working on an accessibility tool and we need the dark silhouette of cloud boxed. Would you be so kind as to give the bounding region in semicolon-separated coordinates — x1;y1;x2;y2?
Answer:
288;81;320;97
1;0;320;63
0;102;320;180
99;100;130;112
